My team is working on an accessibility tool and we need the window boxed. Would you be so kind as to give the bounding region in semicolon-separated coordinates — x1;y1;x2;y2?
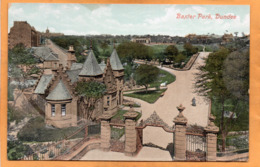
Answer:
107;96;110;106
51;104;55;117
61;104;66;116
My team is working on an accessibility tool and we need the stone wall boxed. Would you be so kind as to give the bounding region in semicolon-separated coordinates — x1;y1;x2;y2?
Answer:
8;21;40;49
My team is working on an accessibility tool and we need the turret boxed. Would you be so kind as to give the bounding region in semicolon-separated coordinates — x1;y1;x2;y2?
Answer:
67;45;77;69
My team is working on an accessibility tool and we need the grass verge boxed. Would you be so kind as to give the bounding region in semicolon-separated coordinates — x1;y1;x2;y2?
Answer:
124;89;167;104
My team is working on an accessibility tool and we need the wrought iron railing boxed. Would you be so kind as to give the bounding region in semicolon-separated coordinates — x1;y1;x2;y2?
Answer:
186;134;207;152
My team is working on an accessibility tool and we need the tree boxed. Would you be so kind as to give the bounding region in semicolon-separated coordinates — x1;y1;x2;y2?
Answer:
195;48;230;151
135;64;159;93
164;45;179;62
75;81;106;121
8;141;33;160
195;47;249;151
100;41;109;54
9;43;40;66
175;53;186;65
184;42;198;56
117;41;153;64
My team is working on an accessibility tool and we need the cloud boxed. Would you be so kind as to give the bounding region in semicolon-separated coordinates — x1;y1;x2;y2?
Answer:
8;4;250;36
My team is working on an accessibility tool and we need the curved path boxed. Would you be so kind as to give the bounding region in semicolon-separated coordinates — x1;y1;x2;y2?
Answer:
127;52;211;128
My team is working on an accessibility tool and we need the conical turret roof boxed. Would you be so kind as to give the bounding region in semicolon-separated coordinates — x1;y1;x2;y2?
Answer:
79;49;103;76
110;49;124;70
46;80;72;100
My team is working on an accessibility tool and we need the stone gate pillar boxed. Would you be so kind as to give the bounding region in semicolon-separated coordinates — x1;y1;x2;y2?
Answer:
173;104;188;161
123;108;138;156
204;114;219;161
100;113;113;151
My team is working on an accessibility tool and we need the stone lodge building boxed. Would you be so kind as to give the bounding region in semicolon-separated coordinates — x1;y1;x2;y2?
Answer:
33;42;124;128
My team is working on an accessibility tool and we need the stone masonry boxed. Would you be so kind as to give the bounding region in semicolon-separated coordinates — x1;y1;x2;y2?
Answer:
100;113;113;151
173;104;188;161
204;114;219;161
124;109;138;156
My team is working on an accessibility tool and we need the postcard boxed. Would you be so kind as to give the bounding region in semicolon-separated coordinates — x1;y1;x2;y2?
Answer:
3;2;253;166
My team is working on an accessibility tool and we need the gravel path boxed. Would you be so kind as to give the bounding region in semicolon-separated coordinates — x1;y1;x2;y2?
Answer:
128;52;211;127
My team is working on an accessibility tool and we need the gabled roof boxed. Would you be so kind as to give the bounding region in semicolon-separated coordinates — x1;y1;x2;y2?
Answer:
34;74;53;94
79;50;103;76
32;47;53;60
45;53;59;61
110;49;124;70
99;60;106;72
46;80;72;100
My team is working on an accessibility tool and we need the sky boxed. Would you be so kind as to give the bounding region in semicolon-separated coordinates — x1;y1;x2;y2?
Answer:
8;4;250;36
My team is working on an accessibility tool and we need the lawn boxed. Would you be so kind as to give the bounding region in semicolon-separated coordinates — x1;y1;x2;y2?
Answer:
149;44;184;53
149;69;176;88
124;89;167;104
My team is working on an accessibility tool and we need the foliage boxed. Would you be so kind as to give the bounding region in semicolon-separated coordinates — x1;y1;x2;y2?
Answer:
117;41;153;64
223;50;249;101
123;63;138;81
8;141;33;160
17;116;85;142
164;45;179;62
135;64;159;92
184;42;199;56
8;43;40;66
195;48;230;98
8;105;26;125
76;81;106;99
124;89;166;104
51;36;101;63
175;53;187;65
149;69;176;88
195;47;249;151
75;81;106;120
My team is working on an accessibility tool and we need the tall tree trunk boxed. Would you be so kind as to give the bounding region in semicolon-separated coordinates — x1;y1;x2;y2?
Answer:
220;99;226;152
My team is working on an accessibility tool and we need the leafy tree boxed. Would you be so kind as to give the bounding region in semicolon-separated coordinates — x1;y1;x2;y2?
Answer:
100;41;109;54
8;141;33;160
75;81;106;120
184;42;198;56
195;47;249;151
164;45;179;62
9;43;40;65
51;36;101;63
135;64;159;93
117;41;153;64
175;53;186;65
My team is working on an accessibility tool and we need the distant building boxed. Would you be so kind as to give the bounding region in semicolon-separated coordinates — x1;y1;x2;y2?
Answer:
131;37;151;44
8;21;41;49
40;27;64;38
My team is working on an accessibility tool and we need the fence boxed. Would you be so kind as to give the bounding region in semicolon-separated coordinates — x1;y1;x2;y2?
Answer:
186;134;207;152
87;123;101;136
21;123;89;160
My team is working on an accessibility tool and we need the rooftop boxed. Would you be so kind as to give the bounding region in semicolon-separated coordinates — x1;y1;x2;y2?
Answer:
46;80;72;100
79;49;103;76
110;49;124;70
